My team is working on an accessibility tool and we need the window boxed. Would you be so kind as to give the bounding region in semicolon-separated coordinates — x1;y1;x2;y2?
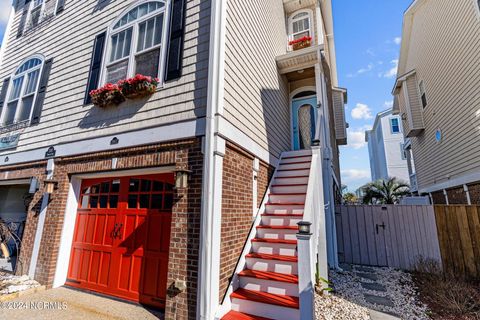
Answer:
289;10;313;41
390;118;400;134
400;143;407;160
1;57;44;127
419;80;427;108
30;0;44;27
104;1;168;84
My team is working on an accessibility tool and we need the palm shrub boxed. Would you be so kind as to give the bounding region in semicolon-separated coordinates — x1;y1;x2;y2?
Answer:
361;177;410;204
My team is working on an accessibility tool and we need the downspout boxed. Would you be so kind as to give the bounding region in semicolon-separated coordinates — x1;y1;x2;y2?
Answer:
198;0;227;318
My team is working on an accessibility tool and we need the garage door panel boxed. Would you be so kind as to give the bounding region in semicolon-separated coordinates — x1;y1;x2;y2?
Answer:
68;174;173;309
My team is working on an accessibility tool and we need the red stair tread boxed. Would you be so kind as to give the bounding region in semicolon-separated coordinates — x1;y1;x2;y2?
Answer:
262;213;303;217
257;225;298;230
275;175;309;179
279;161;311;165
268;193;306;196
246;252;298;262
282;155;311;160
222;310;273;320
266;202;305;206
252;238;296;244
231;288;299;309
271;184;307;187
239;269;298;284
277;168;309;172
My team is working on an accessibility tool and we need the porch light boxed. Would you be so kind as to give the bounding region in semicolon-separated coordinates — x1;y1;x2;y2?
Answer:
43;179;58;194
174;169;191;189
297;221;312;235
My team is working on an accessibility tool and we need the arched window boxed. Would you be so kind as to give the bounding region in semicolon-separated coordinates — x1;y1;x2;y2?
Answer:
104;1;169;84
1;57;44;126
289;10;314;41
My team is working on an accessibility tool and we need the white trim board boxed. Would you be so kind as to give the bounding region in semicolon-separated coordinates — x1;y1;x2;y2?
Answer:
0;119;206;167
420;170;480;193
53;166;176;288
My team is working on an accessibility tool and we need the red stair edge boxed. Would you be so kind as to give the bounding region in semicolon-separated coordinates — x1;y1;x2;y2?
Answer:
271;184;307;187
266;202;305;206
246;252;298;262
252;238;297;244
238;269;298;284
230;288;299;309
281;154;312;160
277;168;310;172
262;213;303;217
268;193;306;196
279;161;311;165
275;175;309;179
222;310;273;320
257;225;298;230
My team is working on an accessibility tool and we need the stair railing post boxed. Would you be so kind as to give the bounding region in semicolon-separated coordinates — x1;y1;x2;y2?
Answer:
297;222;315;319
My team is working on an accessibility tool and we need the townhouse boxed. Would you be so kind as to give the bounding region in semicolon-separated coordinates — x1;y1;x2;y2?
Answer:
0;0;347;319
393;0;480;204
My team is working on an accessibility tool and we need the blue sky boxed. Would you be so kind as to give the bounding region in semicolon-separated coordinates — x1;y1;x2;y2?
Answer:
0;0;10;44
332;0;412;192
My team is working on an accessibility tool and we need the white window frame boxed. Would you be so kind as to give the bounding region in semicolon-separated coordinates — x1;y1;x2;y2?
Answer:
0;55;45;127
287;9;315;45
100;0;171;87
390;117;400;134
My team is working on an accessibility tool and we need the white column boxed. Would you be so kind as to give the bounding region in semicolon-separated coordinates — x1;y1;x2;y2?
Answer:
252;158;259;216
464;184;472;205
297;232;315;319
443;189;449;205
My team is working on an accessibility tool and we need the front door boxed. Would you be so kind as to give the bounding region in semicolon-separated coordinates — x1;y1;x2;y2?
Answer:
292;96;317;150
66;174;174;309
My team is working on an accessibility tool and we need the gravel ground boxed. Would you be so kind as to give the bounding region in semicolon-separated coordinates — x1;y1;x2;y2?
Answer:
315;264;430;320
0;273;41;295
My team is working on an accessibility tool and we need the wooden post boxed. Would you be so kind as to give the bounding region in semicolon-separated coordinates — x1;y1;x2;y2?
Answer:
297;231;315;320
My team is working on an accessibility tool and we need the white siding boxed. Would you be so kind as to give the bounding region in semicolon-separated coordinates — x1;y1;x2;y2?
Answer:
0;0;210;154
400;0;480;190
223;0;290;157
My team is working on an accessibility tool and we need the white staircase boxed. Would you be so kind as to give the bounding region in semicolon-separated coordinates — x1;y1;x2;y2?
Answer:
220;150;314;320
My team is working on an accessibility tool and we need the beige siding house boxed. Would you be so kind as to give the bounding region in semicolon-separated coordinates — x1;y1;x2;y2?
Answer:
0;0;347;319
393;0;480;204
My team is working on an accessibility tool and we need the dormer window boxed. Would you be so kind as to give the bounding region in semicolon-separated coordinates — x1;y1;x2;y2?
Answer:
103;1;169;84
1;57;44;126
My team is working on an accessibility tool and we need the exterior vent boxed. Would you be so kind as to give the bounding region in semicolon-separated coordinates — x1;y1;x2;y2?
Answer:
332;88;348;145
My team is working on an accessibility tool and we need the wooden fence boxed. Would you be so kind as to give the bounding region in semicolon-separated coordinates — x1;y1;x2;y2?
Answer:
336;205;442;270
434;205;480;279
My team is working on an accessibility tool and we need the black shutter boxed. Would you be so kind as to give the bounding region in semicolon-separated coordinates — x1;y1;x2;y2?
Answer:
31;58;53;125
56;0;66;14
164;0;187;81
84;32;106;104
17;0;31;39
0;78;10;118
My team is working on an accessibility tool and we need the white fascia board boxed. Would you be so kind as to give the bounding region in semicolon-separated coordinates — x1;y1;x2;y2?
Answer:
0;119;205;167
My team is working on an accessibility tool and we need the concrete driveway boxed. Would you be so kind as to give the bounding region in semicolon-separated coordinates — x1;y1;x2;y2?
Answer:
0;287;164;320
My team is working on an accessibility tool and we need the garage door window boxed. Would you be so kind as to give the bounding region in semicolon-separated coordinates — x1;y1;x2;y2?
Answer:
80;179;121;209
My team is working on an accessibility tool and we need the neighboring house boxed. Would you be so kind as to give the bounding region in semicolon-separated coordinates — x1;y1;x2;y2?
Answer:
365;109;409;183
392;0;480;205
0;0;347;319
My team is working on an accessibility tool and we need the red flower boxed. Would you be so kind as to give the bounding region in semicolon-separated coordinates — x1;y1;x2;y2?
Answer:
289;36;312;46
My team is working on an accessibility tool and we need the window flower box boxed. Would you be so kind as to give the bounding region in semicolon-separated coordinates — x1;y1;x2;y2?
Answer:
289;36;312;51
90;84;125;108
118;74;159;100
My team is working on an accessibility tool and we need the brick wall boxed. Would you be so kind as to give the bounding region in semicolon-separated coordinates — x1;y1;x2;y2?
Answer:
0;162;48;276
0;139;203;320
257;161;274;208
219;143;255;301
468;183;480;204
431;190;447;204
446;187;467;204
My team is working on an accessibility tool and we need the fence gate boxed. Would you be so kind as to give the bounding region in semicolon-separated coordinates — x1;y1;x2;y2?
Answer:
335;205;442;270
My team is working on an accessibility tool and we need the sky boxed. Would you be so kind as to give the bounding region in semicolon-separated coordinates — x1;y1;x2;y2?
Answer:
0;1;410;192
332;0;412;192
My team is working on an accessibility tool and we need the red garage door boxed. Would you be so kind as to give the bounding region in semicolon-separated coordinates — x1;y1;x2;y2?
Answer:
66;174;173;309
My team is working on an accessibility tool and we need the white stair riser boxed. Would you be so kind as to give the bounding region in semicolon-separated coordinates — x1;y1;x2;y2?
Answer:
269;194;306;204
239;277;299;297
265;204;304;214
271;185;308;194
282;149;312;158
261;216;302;227
252;242;297;256
257;228;298;241
278;162;311;170
280;156;311;164
246;257;298;274
276;169;310;177
273;177;309;185
231;298;300;320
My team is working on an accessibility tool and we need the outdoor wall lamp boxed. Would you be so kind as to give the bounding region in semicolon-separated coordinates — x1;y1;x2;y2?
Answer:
43;179;58;194
174;169;191;189
297;221;312;235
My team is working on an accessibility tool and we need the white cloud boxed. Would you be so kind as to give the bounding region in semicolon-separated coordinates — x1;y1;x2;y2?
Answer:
0;0;11;28
347;125;372;149
347;63;374;78
384;100;394;109
351;103;373;120
394;37;402;45
341;169;371;180
382;59;399;78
